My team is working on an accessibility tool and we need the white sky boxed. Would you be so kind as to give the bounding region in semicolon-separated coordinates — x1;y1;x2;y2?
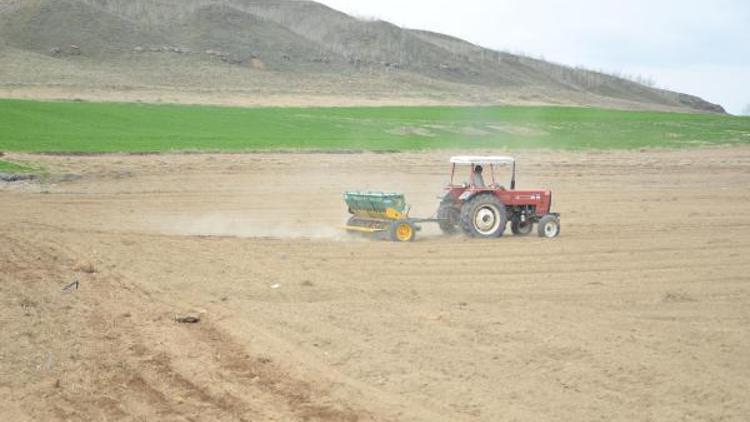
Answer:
318;0;750;114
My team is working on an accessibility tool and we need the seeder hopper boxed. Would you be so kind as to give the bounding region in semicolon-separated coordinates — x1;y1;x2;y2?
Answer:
343;191;438;242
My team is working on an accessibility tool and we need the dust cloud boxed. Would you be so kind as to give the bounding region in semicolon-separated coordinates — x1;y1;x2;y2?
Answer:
152;213;353;240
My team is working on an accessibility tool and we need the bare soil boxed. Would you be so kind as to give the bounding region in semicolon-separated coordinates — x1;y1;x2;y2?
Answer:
2;147;749;421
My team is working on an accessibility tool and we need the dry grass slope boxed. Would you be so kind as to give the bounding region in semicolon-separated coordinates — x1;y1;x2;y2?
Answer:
0;0;726;112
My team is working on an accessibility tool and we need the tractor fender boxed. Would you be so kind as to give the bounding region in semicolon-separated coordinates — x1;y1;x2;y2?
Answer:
457;189;491;202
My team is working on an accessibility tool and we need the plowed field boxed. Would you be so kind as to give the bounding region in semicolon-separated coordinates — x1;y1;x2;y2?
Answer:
2;147;749;421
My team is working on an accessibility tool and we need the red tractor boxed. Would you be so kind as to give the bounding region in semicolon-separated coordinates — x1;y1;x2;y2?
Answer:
437;156;560;238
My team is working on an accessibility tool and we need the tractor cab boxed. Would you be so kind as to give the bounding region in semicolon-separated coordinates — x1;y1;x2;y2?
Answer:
448;155;517;191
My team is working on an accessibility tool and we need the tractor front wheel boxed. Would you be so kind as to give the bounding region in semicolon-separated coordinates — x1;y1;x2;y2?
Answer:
511;218;534;236
389;220;416;242
460;194;507;238
538;215;560;238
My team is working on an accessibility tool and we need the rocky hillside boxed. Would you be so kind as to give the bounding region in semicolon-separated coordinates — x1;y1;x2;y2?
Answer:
0;0;725;112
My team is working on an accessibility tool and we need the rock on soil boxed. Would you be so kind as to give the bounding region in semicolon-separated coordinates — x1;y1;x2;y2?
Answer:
0;173;35;182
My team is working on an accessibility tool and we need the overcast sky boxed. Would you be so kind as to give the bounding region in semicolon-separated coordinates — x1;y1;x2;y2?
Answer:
318;0;750;114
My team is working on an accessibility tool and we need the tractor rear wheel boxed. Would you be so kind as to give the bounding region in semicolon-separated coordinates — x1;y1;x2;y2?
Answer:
459;194;507;238
538;215;560;238
437;196;460;234
511;218;534;236
389;220;416;242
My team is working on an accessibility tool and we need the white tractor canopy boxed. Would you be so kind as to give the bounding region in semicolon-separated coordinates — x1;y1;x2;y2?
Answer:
450;156;515;166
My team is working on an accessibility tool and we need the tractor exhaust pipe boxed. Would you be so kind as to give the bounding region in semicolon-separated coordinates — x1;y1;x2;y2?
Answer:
511;161;516;190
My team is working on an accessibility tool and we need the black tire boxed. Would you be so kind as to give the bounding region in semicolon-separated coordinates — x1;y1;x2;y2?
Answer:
459;193;507;238
538;215;560;238
437;195;460;234
511;218;534;236
389;220;416;242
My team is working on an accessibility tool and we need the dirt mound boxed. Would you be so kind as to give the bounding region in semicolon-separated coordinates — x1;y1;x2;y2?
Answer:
0;0;725;113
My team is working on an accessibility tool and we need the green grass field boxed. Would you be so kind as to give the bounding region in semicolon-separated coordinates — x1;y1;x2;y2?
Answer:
1;99;748;153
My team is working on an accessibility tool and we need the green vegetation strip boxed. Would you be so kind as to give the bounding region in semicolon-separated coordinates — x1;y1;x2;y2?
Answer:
0;159;34;173
0;99;748;153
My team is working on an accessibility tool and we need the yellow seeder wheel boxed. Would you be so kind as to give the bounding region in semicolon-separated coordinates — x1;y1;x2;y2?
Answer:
390;221;416;242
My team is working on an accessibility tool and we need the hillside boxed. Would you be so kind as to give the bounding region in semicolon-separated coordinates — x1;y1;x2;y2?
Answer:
0;0;726;112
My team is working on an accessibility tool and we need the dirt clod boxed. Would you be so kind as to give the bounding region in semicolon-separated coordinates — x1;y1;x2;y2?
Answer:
663;291;697;303
73;261;96;274
175;314;201;324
